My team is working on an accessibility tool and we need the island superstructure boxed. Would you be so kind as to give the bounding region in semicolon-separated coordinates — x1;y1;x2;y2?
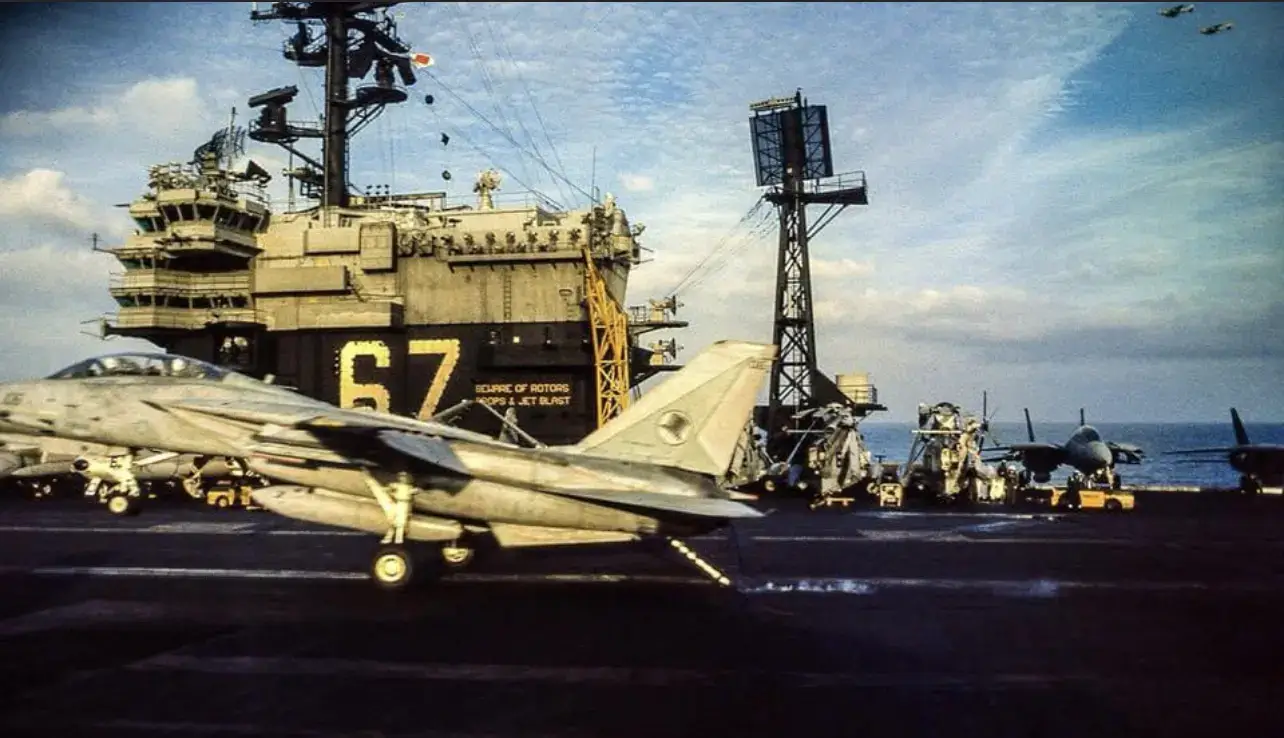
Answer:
95;1;685;445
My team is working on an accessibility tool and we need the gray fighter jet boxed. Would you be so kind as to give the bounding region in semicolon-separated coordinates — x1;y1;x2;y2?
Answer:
1163;408;1284;494
985;408;1145;490
0;342;774;589
1159;4;1195;18
1200;21;1233;35
1;431;252;510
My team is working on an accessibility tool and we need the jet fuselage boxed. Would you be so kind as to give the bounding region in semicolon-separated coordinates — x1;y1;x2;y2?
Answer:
0;373;737;537
1230;446;1284;484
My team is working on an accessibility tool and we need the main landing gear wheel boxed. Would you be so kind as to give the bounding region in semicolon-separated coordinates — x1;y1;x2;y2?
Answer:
106;493;138;517
1240;475;1262;496
372;545;414;590
441;545;474;569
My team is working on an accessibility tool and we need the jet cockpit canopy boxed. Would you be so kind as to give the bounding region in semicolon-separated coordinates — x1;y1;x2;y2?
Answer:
48;353;235;382
1076;426;1102;443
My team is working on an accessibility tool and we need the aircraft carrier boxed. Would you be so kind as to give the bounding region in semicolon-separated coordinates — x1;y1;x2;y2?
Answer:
94;1;683;446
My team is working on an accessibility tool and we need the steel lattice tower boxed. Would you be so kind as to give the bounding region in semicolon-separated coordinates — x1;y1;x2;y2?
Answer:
749;90;876;435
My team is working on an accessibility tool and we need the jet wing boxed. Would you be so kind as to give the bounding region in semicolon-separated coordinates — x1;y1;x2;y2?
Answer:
540;486;764;520
155;398;483;476
988;443;1062;454
155;398;498;442
1001;441;1063;454
377;430;471;476
1107;441;1146;464
1161;447;1237;455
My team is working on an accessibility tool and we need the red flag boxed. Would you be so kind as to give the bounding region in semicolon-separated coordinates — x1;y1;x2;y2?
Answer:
410;52;434;68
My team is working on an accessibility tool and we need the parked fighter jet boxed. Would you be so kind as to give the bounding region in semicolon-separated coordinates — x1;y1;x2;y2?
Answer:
1;433;152;499
0;343;774;589
1159;4;1195;18
985;408;1145;490
1;430;252;510
1200;21;1233;35
1163;408;1284;494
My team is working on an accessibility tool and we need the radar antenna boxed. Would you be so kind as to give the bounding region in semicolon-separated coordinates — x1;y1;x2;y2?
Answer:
248;1;419;208
748;90;885;434
191;110;247;171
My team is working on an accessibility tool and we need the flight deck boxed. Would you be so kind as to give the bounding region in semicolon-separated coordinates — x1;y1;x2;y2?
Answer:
0;498;1281;737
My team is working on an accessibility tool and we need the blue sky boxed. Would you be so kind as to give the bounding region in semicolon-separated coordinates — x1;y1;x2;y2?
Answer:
0;2;1280;423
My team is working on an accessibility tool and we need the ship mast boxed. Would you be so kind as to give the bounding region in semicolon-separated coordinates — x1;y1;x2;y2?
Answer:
323;6;350;208
248;1;417;209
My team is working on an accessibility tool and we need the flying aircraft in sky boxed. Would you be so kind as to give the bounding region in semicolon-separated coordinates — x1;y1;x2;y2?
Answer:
0;343;774;590
1200;21;1234;35
1158;4;1196;18
1163;408;1284;495
985;408;1145;489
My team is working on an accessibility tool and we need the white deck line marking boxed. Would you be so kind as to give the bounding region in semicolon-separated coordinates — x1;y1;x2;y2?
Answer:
9;565;1280;596
742;577;1282;596
4;523;1282;548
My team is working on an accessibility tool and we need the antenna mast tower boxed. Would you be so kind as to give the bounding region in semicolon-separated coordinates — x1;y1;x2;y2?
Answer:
748;90;881;434
248;1;418;208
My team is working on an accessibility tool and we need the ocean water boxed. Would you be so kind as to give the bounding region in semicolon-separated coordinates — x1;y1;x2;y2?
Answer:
855;421;1284;489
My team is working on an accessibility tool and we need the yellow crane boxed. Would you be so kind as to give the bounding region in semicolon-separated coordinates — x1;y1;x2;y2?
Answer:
582;243;631;427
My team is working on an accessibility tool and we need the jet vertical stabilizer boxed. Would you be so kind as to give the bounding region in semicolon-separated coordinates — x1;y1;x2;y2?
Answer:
1231;407;1251;446
571;340;778;477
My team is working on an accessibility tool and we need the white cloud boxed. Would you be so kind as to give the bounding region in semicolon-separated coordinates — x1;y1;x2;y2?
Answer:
0;243;119;303
618;174;653;192
0;169;103;233
812;258;874;280
0;78;208;141
0;243;153;381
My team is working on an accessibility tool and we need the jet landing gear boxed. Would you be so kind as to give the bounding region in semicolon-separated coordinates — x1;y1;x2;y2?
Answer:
1058;473;1085;510
102;490;139;516
441;544;475;569
363;473;477;590
1094;467;1123;491
372;544;416;589
366;473;420;590
78;456;143;517
1239;475;1263;496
